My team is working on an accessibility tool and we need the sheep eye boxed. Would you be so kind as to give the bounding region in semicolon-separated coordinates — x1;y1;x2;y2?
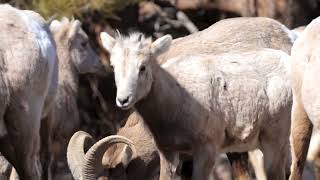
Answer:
139;65;146;72
81;41;87;48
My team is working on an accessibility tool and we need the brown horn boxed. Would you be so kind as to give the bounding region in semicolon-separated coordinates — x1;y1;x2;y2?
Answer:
82;135;136;180
67;131;94;180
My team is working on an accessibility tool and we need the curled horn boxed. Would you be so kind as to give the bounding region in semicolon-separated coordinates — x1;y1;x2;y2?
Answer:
67;131;94;180
67;131;136;180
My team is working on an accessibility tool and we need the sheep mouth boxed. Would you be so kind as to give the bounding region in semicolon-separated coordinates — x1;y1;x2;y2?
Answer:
116;100;134;110
118;104;132;110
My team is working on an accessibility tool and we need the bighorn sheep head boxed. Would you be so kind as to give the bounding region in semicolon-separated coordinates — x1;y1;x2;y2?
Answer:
100;32;172;110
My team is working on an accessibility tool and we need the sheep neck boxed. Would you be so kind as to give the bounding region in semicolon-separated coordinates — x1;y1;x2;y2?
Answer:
135;62;195;152
56;45;78;95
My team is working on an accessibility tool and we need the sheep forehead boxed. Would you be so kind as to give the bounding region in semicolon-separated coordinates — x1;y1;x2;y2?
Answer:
113;33;152;61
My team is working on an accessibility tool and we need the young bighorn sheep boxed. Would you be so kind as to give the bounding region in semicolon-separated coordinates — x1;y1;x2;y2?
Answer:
99;17;296;180
100;31;292;180
289;17;320;180
40;17;102;180
0;4;58;180
91;17;295;180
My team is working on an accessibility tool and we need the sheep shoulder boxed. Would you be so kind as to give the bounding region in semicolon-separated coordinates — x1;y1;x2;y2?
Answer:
0;5;56;93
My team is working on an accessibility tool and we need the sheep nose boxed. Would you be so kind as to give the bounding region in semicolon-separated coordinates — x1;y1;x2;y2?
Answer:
117;96;129;106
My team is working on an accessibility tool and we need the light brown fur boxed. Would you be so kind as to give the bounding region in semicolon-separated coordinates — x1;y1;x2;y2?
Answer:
100;112;159;180
0;4;58;180
158;17;295;64
289;17;320;180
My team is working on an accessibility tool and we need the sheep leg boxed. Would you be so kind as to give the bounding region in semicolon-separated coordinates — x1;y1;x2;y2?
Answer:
260;133;289;180
159;150;180;180
289;99;313;180
227;152;250;180
192;144;215;180
0;118;7;138
40;113;53;180
0;90;8;138
1;97;43;180
248;150;267;180
315;164;320;180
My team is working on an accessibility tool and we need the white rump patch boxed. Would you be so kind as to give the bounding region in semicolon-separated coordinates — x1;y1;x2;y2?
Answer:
18;10;56;75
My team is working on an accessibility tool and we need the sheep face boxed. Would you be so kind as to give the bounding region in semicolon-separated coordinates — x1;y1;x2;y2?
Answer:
68;21;101;73
50;19;102;74
100;32;172;109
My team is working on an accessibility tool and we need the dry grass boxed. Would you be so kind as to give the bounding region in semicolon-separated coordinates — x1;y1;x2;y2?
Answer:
1;0;143;19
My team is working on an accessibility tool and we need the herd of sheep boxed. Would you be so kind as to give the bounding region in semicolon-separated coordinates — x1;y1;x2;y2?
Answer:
0;3;320;180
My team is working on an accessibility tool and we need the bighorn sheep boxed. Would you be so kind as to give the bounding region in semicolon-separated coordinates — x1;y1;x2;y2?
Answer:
40;17;102;180
289;17;320;180
67;131;136;180
68;112;159;180
100;30;292;180
101;112;159;180
68;17;296;180
0;4;58;180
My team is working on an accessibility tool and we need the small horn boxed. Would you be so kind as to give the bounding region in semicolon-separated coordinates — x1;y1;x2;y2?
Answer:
138;34;143;41
82;135;137;180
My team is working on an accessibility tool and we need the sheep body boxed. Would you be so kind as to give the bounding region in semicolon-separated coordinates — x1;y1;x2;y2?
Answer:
0;4;58;180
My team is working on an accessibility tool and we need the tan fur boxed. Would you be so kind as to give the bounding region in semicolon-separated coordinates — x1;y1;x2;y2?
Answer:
289;17;320;180
0;4;58;180
101;112;159;180
158;17;295;64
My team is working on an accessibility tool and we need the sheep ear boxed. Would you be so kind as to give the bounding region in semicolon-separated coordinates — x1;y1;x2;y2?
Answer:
120;145;135;169
49;20;62;32
100;32;116;52
60;17;69;24
68;20;81;40
151;35;172;57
